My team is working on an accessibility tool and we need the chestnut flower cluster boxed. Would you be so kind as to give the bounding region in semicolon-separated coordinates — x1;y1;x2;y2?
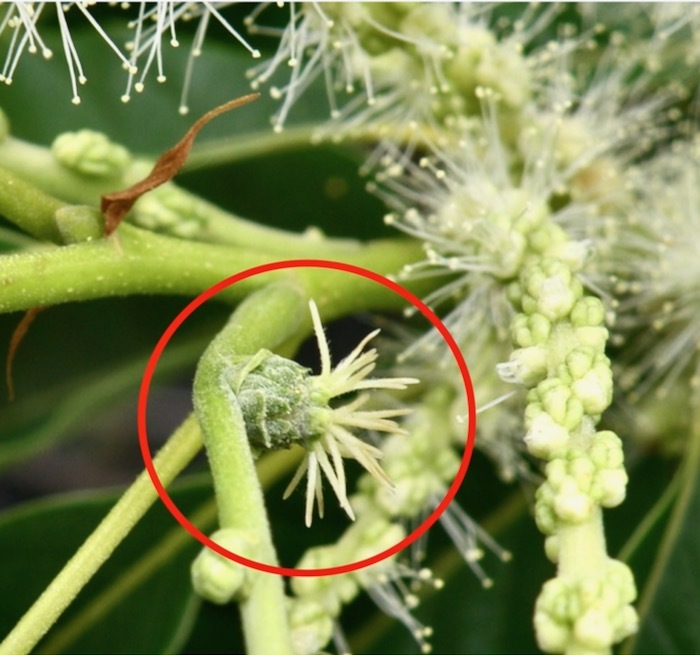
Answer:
5;4;699;655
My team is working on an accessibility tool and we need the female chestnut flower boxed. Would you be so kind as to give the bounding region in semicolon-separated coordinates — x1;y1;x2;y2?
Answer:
229;300;418;527
286;300;419;527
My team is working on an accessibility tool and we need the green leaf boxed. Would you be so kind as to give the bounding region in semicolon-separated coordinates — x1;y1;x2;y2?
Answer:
0;474;217;655
178;142;390;241
0;297;228;470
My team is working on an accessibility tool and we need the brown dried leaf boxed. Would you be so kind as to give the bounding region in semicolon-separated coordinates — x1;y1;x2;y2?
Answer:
101;93;260;235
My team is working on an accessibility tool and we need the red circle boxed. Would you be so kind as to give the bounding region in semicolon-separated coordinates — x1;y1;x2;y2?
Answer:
138;259;475;577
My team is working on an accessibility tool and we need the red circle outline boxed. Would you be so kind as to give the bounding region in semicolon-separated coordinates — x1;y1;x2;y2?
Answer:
138;259;475;577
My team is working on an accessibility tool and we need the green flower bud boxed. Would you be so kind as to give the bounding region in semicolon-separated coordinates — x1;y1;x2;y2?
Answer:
511;312;553;347
190;528;255;604
52;129;131;177
535;611;570;654
570;297;605;328
574;608;614;650
589;431;624;469
288;598;334;655
497;346;548;386
536;275;581;322
568;455;596;494
571;364;613;416
573;326;609;351
544;535;560;563
546;239;592;273
291;545;359;615
524;412;570;459
535;485;558;536
133;185;209;239
593;468;628;508
564;347;597;380
528;223;567;256
553;478;593;523
535;379;584;430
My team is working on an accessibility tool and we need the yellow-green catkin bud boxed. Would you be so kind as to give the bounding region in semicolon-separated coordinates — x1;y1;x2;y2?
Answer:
51;129;131;177
502;240;637;653
191;528;256;604
132;184;211;239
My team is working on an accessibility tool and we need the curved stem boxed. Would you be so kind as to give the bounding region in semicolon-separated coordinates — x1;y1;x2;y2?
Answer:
193;283;310;655
0;414;203;655
38;447;301;654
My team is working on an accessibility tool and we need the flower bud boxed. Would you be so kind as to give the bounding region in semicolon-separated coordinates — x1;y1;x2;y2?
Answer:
191;528;255;604
52;129;131;177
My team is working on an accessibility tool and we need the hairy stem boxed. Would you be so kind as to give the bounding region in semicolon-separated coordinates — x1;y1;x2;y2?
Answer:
39;447;301;654
0;213;424;314
193;283;310;655
0;167;66;242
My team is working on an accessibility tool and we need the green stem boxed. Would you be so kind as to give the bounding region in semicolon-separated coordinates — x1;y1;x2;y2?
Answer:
0;132;360;253
617;464;683;564
0;167;66;243
36;450;301;653
39;494;218;655
0;218;425;313
0;223;262;311
0;414;203;655
193;283;310;655
139;182;366;254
